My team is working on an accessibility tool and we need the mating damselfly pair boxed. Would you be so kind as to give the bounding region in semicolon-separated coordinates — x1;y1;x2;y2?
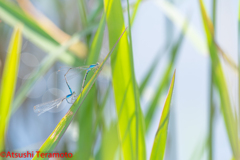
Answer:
33;63;99;116
33;26;128;116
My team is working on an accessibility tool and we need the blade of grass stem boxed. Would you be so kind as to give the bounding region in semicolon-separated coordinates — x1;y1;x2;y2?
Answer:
199;0;240;158
150;71;176;160
88;0;104;24
32;27;127;160
0;26;22;153
104;0;146;159
72;13;106;159
238;0;240;128
78;0;92;46
78;0;88;29
130;0;141;24
87;14;106;64
145;27;185;131
72;86;97;160
100;122;120;160
208;0;216;159
155;0;240;73
127;0;141;158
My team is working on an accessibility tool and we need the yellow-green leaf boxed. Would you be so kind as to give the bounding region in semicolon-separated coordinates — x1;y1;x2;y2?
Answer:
131;0;141;24
104;0;146;159
199;0;240;158
0;26;22;152
150;70;176;160
72;13;106;160
145;29;184;131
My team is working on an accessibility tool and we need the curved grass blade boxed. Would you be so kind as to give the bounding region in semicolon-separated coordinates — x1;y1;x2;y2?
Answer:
32;27;127;160
0;0;87;64
95;85;119;159
0;26;22;152
104;0;146;159
130;0;142;24
16;0;87;58
238;0;240;133
78;0;88;29
155;0;237;72
12;26;94;114
71;13;106;160
150;70;175;160
208;0;216;159
88;0;104;24
101;122;120;160
87;13;106;64
199;0;240;158
145;27;185;131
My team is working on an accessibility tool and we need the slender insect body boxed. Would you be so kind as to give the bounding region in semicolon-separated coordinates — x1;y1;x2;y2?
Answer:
33;63;99;115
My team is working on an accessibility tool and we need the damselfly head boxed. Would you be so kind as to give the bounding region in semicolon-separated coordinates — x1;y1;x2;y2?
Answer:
95;62;100;70
72;91;76;96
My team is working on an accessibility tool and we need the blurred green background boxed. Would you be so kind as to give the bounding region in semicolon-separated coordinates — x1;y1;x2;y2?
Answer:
0;0;239;160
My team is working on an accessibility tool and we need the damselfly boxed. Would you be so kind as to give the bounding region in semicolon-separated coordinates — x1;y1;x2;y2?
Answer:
33;91;76;116
33;63;99;116
34;25;127;116
62;62;100;94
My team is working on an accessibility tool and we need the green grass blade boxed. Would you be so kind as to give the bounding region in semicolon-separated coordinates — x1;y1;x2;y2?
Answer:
87;13;106;64
199;0;240;158
104;0;146;159
0;0;86;64
72;86;97;160
78;0;88;29
88;0;104;24
130;0;141;24
156;0;238;72
145;29;184;131
150;71;176;160
12;26;94;114
238;0;240;129
126;0;142;159
0;26;22;152
102;123;120;160
96;122;120;160
32;28;127;160
78;0;92;46
208;0;216;159
71;13;106;160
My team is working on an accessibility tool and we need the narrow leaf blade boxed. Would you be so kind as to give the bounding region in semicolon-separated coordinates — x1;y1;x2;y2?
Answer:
104;0;146;159
199;0;240;158
150;70;176;160
32;28;127;160
0;26;22;152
